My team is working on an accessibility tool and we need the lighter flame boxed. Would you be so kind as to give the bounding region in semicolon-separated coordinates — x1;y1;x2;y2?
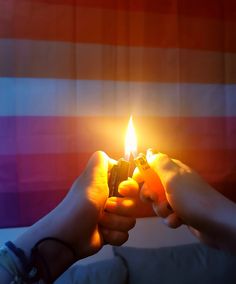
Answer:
125;116;137;160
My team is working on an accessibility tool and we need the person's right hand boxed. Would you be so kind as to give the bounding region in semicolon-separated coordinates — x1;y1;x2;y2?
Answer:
134;150;236;252
135;151;216;229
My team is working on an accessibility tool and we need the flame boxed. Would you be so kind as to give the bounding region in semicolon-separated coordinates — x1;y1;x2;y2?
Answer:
125;116;137;160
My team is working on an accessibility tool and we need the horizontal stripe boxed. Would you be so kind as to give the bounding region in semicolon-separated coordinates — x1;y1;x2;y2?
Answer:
0;190;67;227
0;78;236;117
0;3;235;52
34;0;236;22
1;149;236;227
0;150;236;186
1;40;235;83
1;178;236;228
0;116;236;155
0;154;89;191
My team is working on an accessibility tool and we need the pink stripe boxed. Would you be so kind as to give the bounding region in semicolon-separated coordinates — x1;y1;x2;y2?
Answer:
0;190;67;227
0;149;236;227
0;149;236;188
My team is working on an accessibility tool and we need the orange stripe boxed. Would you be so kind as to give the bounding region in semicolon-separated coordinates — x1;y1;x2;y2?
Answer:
0;3;235;52
0;40;235;83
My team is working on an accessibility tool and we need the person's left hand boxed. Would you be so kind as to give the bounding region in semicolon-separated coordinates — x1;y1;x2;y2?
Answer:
104;178;156;219
14;151;136;282
52;151;136;259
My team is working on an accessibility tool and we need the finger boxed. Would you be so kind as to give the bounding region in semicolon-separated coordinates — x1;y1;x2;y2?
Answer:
132;167;144;184
188;226;201;238
146;148;158;159
152;201;173;218
83;151;109;180
101;228;129;246
146;150;179;176
147;152;178;173
118;178;139;197
146;153;181;196
105;196;156;218
105;197;136;216
99;212;136;232
172;159;190;171
140;183;156;203
107;157;118;172
163;213;183;229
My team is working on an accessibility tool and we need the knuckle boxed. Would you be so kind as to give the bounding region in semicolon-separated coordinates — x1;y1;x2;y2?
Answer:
157;153;170;165
157;154;177;172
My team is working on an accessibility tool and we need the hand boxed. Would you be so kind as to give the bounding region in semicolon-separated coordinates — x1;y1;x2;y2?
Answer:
135;151;218;228
134;150;236;252
58;151;136;258
14;151;135;281
104;178;156;219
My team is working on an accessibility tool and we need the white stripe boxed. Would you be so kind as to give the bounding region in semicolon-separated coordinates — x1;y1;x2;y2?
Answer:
0;77;235;116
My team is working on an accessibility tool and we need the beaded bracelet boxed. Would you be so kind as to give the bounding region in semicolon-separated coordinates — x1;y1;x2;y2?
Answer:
0;237;76;284
0;244;28;283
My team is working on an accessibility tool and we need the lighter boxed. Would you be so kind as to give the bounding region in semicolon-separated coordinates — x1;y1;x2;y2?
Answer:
134;153;167;204
108;159;129;197
108;155;135;197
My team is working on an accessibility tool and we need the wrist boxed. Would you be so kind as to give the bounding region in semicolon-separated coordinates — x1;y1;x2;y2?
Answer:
192;188;236;253
31;238;76;282
13;201;100;281
3;237;76;283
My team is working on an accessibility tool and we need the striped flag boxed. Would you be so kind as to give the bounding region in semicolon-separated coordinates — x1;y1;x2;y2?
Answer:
0;0;235;227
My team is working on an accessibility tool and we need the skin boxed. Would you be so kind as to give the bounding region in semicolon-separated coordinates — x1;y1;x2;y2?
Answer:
108;150;236;253
0;151;136;283
2;150;235;282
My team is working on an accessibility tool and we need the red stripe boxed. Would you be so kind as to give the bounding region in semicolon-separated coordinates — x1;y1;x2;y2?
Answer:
28;0;236;22
0;2;235;52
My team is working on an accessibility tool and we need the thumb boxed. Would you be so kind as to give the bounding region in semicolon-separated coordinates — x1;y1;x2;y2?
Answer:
84;151;109;180
146;152;178;194
79;151;115;206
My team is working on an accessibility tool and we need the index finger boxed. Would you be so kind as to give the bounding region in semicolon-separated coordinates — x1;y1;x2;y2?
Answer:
132;167;144;184
118;178;140;197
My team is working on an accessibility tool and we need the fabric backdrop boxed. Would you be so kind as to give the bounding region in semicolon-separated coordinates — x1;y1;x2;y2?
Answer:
0;0;235;227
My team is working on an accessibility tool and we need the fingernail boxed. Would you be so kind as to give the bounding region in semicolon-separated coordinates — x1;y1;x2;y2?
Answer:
152;202;159;216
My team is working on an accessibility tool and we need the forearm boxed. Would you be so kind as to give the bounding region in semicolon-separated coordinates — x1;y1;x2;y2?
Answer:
0;151;134;283
13;210;76;282
0;266;12;283
11;195;100;282
189;188;236;253
209;192;236;252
